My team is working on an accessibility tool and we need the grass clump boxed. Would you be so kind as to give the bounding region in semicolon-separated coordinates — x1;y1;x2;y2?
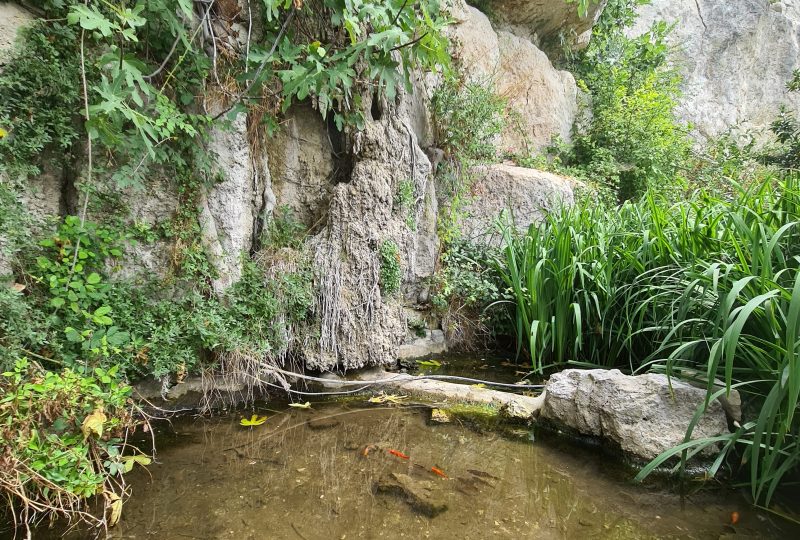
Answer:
495;175;800;506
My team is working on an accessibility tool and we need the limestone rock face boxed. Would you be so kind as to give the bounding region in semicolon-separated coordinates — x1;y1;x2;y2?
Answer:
266;103;334;228
203;112;274;293
304;87;436;371
630;0;800;141
449;2;579;153
541;369;733;461
457;163;575;242
0;3;33;66
489;0;607;57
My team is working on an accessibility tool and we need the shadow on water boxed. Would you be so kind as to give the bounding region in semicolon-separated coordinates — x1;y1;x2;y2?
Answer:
32;400;800;540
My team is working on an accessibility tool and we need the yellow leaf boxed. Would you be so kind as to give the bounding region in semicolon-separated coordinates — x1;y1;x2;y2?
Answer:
82;408;107;440
107;492;122;526
0;127;7;139
471;383;487;389
240;414;267;427
288;401;312;409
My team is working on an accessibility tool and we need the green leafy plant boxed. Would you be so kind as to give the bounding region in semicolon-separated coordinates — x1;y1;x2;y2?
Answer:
559;0;690;201
379;240;401;296
0;358;143;535
432;74;506;162
495;174;800;505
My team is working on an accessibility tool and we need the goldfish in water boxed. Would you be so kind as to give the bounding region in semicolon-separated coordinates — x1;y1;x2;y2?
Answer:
730;511;740;525
430;466;448;478
387;449;410;460
361;444;378;457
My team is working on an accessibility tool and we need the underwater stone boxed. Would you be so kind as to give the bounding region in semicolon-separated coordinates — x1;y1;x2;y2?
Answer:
374;472;448;518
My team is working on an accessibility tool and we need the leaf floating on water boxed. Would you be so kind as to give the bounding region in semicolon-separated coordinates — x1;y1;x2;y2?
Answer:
288;401;312;409
240;414;268;427
82;408;107;440
417;359;442;368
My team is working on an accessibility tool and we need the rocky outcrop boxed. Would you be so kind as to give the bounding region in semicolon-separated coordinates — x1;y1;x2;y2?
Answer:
540;369;733;461
304;86;436;370
449;1;579;153
457;163;575;242
630;0;800;141
266;103;334;228
488;0;607;57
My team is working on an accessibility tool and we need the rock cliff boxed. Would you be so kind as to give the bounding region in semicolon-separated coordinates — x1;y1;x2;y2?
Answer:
0;1;585;371
631;0;800;141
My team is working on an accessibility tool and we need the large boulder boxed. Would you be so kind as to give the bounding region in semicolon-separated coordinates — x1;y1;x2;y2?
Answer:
541;369;733;461
630;0;800;141
449;2;579;153
457;163;575;242
488;0;607;57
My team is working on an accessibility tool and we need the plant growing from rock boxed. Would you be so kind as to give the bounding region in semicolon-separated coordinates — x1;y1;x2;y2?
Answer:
378;240;401;296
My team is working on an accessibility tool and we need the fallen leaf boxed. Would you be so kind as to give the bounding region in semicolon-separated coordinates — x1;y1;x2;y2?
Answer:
11;283;25;292
471;383;487;389
367;393;408;405
107;492;122;526
240;414;268;427
288;402;312;409
82;408;107;440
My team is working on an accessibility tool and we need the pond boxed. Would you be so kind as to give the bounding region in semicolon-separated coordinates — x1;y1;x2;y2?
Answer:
43;400;798;539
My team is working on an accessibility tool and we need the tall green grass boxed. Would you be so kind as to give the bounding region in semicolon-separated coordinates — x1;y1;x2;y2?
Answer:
495;176;800;505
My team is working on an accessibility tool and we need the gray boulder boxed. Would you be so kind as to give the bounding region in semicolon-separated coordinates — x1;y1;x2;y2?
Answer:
541;369;733;461
457;163;575;243
448;1;580;153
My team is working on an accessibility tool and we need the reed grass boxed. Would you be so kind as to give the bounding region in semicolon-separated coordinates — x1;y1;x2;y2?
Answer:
495;175;800;505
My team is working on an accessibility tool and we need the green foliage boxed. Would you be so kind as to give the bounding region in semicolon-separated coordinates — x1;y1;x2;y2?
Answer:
33;216;131;366
264;205;307;250
0;22;81;178
378;240;402;296
395;179;417;229
495;175;800;504
770;69;800;169
432;74;506;162
0;358;142;530
561;0;690;200
267;0;450;130
432;239;510;348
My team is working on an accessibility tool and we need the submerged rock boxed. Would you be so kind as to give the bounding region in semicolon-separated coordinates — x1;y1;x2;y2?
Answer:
374;472;448;517
540;369;734;461
397;329;447;360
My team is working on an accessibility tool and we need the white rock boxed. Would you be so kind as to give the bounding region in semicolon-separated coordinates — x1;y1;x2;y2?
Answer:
541;369;733;461
448;2;579;153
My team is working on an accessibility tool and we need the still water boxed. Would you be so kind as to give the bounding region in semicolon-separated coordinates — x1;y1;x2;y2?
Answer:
56;401;798;539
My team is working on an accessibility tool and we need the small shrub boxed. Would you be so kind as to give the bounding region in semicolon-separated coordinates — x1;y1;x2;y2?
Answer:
0;358;145;536
432;74;507;162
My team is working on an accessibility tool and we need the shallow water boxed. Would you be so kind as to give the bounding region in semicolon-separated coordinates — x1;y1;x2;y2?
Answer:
48;401;798;540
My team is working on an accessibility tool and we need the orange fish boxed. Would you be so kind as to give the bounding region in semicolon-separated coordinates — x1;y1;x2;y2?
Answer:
387;449;410;460
430;466;448;478
361;444;378;457
730;511;740;525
